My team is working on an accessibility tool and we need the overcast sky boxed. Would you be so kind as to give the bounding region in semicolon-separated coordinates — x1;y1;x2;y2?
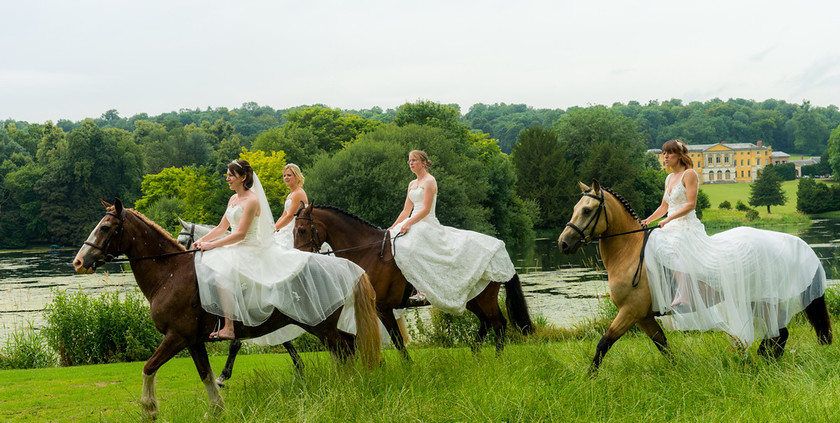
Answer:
2;0;838;123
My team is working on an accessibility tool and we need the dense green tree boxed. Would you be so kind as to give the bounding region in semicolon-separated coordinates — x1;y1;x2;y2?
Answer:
283;106;383;152
511;127;575;228
251;127;322;169
826;125;840;178
787;106;829;155
35;120;144;244
134;166;226;231
765;163;796;181
554;106;649;212
749;166;786;213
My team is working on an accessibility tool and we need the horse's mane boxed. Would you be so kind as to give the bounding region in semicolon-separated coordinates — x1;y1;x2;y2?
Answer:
313;205;383;231
111;206;187;251
600;185;642;223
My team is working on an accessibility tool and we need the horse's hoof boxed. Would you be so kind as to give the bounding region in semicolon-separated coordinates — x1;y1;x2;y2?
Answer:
215;376;226;388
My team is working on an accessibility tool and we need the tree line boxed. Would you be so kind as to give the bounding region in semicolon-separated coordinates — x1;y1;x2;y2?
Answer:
2;98;839;249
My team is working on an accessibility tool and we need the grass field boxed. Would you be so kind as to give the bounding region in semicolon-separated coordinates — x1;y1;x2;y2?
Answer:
700;180;802;215
3;319;840;422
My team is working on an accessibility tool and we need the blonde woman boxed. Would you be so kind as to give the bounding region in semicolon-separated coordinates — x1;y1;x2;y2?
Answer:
274;163;308;249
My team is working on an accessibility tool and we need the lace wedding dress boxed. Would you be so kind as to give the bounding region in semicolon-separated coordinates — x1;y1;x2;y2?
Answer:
389;187;515;314
645;171;826;346
195;175;364;344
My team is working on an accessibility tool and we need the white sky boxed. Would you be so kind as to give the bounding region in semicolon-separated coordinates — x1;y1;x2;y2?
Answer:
2;0;839;123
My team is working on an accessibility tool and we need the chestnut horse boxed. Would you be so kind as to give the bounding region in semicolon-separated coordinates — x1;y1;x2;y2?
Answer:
293;203;534;357
73;200;381;418
558;181;832;372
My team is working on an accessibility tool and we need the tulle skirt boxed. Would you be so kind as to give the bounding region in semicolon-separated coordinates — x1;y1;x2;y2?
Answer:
390;216;515;314
645;217;825;347
195;241;365;343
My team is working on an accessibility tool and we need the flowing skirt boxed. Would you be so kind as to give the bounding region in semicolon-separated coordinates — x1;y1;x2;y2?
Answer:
390;217;515;314
195;241;364;344
645;219;825;347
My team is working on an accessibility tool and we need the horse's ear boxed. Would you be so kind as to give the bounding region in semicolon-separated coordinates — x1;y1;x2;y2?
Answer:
294;200;308;217
591;179;601;194
114;198;124;214
177;217;188;228
100;199;113;209
578;181;590;193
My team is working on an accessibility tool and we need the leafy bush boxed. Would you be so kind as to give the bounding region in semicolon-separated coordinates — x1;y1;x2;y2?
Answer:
735;200;751;211
0;325;57;369
43;289;162;366
745;209;760;221
719;200;732;210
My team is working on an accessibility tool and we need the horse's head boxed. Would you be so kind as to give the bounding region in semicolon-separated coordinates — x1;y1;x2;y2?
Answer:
293;202;326;252
558;180;608;254
176;217;195;249
73;199;128;273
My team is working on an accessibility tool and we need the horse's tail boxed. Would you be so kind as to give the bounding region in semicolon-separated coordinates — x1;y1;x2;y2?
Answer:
804;295;833;345
504;273;534;335
353;273;381;369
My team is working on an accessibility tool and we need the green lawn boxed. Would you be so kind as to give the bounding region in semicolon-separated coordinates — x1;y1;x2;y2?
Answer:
700;180;803;215
3;322;840;422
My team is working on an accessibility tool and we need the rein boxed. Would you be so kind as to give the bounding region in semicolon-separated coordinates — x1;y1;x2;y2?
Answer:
565;188;658;287
107;248;200;264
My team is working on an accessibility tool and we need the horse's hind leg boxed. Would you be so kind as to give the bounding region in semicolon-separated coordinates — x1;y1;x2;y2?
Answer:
804;295;833;345
467;286;507;355
591;308;638;374
758;327;789;358
216;340;243;387
635;314;668;355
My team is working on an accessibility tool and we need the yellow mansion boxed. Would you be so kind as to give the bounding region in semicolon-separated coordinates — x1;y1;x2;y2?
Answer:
652;141;773;183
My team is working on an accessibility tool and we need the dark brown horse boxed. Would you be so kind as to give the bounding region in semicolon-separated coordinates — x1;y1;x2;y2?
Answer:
73;199;381;418
558;181;832;372
293;203;534;357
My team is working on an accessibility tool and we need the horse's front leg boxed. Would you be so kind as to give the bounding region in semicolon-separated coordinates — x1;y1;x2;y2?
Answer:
141;334;188;419
379;309;411;361
635;314;668;354
591;307;639;374
216;339;243;387
187;341;224;416
284;341;305;375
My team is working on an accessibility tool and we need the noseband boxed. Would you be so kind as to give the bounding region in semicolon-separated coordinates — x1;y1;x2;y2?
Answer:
83;210;126;268
294;214;323;253
565;190;608;246
178;222;197;247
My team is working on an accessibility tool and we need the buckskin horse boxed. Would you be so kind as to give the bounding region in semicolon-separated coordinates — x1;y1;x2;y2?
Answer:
293;203;534;358
558;181;832;373
73;199;381;418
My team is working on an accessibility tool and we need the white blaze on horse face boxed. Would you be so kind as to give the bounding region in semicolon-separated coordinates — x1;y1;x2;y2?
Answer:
73;220;106;273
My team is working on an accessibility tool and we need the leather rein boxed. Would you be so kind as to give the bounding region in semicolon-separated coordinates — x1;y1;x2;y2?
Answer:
564;189;657;287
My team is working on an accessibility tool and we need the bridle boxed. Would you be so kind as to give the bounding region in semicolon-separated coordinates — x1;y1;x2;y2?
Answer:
564;189;608;246
177;222;197;248
83;210;126;269
565;188;657;287
294;209;403;259
84;210;199;268
294;213;324;253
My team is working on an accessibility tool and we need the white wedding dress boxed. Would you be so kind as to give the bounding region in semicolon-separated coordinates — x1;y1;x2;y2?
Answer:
195;175;364;345
645;171;826;347
274;199;297;250
389;187;516;314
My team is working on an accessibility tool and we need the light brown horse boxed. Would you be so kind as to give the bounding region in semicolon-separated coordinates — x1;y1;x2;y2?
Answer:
294;203;534;357
558;181;832;372
72;199;380;418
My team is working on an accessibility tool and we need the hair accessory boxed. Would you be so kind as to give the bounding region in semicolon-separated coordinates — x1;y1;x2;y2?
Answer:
230;160;243;169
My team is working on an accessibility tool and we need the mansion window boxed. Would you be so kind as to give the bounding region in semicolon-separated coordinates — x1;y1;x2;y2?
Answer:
758;158;761;165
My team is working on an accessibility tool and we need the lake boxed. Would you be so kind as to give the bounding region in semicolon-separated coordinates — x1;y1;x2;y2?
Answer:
2;219;839;344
